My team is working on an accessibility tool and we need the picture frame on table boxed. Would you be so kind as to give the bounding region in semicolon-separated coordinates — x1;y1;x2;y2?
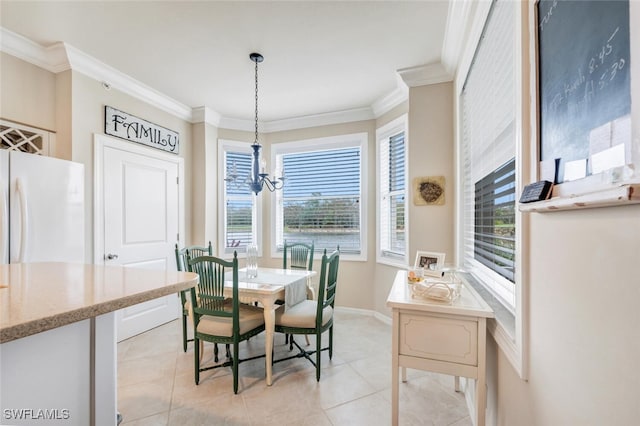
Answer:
414;251;445;271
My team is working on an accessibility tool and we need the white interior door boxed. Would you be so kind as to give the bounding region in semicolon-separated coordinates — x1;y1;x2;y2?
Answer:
96;135;183;342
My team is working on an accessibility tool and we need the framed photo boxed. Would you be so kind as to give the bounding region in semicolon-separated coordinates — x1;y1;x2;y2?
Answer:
414;251;445;271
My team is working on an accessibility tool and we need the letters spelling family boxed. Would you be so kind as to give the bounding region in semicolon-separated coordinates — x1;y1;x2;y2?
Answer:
110;113;178;153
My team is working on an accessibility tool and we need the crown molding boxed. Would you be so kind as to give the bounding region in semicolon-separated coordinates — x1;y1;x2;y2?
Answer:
0;27;69;73
64;44;193;121
192;106;222;127
397;62;453;88
217;107;376;133
371;78;409;118
441;0;475;76
217;117;253;132
262;107;375;133
1;26;192;122
1;25;433;131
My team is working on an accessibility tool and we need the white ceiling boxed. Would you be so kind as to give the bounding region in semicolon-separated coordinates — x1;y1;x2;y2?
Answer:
0;1;455;124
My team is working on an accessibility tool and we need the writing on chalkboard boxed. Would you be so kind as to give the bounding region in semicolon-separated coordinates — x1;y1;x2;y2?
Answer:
538;0;558;33
548;27;626;114
537;0;630;183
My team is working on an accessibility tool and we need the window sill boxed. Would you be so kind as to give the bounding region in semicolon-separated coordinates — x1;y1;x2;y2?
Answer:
376;257;408;269
463;273;526;379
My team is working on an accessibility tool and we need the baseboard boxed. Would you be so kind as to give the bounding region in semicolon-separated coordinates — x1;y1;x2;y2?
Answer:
334;306;392;326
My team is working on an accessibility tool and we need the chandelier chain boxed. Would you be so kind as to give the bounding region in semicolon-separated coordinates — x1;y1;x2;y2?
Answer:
225;52;283;196
254;58;259;144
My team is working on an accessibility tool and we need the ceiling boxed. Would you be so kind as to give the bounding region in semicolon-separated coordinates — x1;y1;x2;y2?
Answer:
0;1;456;124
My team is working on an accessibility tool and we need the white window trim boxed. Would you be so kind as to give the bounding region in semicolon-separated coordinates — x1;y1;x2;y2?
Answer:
217;139;263;258
454;0;529;380
270;132;368;262
376;114;409;268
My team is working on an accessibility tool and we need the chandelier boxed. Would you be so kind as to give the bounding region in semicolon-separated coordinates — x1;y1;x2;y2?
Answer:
225;52;285;195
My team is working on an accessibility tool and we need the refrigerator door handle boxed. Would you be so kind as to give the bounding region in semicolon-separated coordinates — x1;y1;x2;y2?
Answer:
0;177;7;262
16;178;28;263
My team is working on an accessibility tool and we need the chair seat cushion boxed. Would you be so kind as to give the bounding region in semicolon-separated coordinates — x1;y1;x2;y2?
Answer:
196;304;265;337
275;300;333;329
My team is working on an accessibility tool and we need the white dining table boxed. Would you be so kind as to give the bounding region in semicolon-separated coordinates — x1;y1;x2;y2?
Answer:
224;267;316;386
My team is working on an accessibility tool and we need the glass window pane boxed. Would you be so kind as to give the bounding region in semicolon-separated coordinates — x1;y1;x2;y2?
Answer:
474;158;516;282
223;149;255;252
226;199;253;249
280;146;361;254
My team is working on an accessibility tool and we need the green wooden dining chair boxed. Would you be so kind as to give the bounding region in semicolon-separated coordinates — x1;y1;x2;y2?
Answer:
274;247;340;381
283;240;314;271
282;240;315;344
187;252;266;393
175;243;212;352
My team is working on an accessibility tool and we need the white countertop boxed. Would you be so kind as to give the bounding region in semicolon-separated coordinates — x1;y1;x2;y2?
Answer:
0;262;198;343
386;270;494;318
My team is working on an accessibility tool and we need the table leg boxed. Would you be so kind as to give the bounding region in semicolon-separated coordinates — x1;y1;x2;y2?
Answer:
263;299;276;386
391;310;399;426
476;317;487;426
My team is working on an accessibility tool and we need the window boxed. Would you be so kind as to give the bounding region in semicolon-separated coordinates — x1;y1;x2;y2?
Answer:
377;115;408;265
272;133;367;259
474;159;516;282
460;0;517;309
457;0;528;379
219;140;260;255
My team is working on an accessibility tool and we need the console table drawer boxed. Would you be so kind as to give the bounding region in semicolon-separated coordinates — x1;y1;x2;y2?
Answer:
399;313;478;366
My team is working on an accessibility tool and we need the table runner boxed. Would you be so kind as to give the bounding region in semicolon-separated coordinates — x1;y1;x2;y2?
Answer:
227;269;308;308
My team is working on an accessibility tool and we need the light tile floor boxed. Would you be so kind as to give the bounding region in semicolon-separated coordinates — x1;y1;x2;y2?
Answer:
117;310;472;426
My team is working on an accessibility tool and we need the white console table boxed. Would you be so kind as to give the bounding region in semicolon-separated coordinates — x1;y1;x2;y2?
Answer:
386;271;494;426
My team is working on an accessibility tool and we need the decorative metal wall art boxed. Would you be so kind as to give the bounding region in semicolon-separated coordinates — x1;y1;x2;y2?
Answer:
413;176;445;206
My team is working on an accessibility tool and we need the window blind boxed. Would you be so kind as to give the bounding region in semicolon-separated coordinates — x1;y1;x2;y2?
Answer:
278;146;361;254
474;158;515;281
461;0;517;300
380;132;406;258
224;151;255;250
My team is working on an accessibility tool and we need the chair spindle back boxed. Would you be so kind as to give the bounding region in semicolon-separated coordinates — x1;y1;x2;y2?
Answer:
283;240;314;271
317;247;340;323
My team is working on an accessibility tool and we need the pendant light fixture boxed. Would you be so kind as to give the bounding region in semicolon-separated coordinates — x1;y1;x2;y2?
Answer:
225;52;285;195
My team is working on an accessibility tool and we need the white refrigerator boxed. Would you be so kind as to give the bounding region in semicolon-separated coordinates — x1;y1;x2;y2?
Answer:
0;149;84;264
1;150;94;426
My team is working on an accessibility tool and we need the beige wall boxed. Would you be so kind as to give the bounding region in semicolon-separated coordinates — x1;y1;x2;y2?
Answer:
0;52;56;131
191;121;218;248
373;85;455;315
407;83;455;263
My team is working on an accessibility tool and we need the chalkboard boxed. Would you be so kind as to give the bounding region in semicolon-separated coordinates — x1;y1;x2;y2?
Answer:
537;0;630;182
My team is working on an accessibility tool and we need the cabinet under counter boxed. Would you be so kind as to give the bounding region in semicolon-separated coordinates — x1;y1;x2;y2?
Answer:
0;262;197;426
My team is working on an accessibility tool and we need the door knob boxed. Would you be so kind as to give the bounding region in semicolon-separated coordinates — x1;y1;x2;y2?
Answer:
105;253;119;260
